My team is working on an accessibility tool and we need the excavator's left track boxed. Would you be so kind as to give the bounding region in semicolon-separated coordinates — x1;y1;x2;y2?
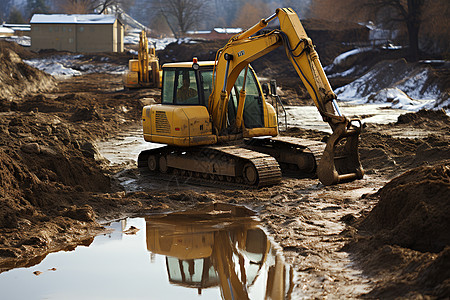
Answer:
137;145;282;188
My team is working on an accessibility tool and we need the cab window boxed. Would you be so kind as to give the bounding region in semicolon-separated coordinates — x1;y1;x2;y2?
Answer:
162;69;200;105
234;68;264;128
200;70;213;108
161;69;175;104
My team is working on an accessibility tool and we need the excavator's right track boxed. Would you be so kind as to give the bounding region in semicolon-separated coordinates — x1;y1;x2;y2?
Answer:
244;136;326;177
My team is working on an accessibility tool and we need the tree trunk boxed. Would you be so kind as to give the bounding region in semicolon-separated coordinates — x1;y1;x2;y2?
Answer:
407;21;420;61
406;0;424;61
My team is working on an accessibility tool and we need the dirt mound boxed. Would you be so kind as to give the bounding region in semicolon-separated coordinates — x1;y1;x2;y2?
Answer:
0;43;55;101
397;108;450;127
0;40;37;59
335;59;450;110
358;109;450;174
360;163;450;253
0;112;112;226
158;40;224;64
336;110;449;298
343;161;450;298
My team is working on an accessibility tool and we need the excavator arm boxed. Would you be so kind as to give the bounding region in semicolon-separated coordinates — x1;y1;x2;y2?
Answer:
209;8;364;185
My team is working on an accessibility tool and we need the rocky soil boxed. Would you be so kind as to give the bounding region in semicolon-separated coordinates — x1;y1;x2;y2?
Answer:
0;40;449;298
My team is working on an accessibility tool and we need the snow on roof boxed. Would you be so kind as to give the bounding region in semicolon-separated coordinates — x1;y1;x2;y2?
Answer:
3;24;31;28
214;28;242;34
186;30;211;35
30;14;117;24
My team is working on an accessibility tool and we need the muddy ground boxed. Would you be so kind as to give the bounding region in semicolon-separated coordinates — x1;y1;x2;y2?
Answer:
0;40;449;298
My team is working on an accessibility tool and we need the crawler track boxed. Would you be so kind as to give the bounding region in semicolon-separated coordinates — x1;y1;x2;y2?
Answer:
244;136;326;177
138;144;282;188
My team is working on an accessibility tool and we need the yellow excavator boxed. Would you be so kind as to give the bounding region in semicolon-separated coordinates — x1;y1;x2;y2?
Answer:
138;8;364;186
145;203;294;299
122;30;162;89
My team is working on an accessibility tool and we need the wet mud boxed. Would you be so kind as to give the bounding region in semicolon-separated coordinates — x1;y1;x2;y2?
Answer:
0;41;449;298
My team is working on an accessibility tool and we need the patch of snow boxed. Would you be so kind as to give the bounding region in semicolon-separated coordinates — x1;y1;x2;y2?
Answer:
334;60;445;111
421;60;445;64
4;35;31;47
124;32;140;45
24;59;82;77
366;88;434;110
395;69;440;100
24;55;127;77
333;47;371;66
328;66;358;78
381;44;403;50
214;28;242;34
149;37;177;50
127;49;138;55
186;30;211;35
0;26;14;35
124;35;197;51
323;64;332;73
30;14;116;24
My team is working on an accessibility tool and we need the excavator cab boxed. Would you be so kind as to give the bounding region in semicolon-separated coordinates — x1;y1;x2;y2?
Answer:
159;63;269;130
141;62;278;147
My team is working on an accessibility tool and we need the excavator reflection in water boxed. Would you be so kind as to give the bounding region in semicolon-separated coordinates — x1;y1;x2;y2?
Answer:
145;203;295;299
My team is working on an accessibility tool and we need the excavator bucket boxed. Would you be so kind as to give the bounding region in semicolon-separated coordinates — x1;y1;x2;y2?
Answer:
317;119;364;186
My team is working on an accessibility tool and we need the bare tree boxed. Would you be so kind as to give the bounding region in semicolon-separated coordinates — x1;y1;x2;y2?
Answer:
0;0;13;23
54;0;133;14
157;0;210;37
312;0;446;61
8;6;26;23
97;0;119;13
232;1;271;28
55;0;98;13
420;0;449;54
369;0;425;61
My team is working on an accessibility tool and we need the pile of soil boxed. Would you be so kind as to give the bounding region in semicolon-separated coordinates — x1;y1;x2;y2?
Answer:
344;162;450;298
0;42;55;102
360;110;450;174
360;163;450;252
0;42;156;268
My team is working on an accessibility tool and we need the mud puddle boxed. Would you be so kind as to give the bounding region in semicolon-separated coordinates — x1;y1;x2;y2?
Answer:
99;124;159;166
0;205;297;300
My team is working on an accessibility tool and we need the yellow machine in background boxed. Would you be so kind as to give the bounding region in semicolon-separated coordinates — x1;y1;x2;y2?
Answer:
123;30;162;89
138;8;364;186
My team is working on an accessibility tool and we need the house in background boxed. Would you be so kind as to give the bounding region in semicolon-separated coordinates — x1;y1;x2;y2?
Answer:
30;14;123;52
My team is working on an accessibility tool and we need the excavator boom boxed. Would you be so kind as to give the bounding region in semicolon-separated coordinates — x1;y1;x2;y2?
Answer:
208;8;364;185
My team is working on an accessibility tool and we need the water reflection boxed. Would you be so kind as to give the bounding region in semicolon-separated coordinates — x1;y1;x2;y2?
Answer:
0;204;295;300
145;204;295;300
